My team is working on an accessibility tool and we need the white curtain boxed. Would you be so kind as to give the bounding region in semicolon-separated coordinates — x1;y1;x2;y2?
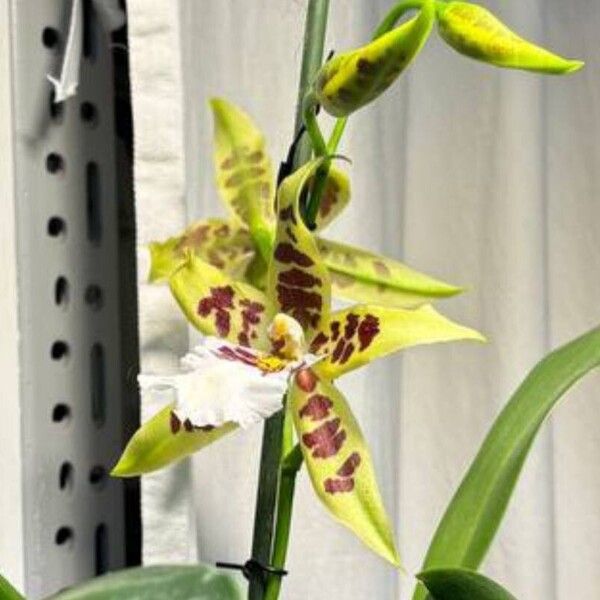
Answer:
128;1;600;598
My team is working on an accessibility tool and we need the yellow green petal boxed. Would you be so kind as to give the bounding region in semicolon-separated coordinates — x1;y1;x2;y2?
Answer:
268;160;331;339
170;253;275;350
210;97;275;258
318;238;463;308
312;166;351;232
313;0;435;117
111;404;237;477
310;304;484;379
289;370;400;566
437;2;584;74
148;218;254;283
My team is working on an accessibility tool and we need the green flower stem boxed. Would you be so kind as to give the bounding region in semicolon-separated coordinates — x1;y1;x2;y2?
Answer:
248;2;329;599
373;0;426;39
264;445;304;600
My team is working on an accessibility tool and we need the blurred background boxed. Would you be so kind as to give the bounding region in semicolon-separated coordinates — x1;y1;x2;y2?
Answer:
2;1;599;598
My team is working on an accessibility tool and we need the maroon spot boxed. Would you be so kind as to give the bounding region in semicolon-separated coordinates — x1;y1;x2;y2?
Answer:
276;284;322;329
318;185;337;219
170;411;181;434
337;452;361;477
217;345;257;367
373;260;391;277
278;205;296;223
196;424;215;432
309;331;328;354
285;227;298;244
331;338;345;363
357;58;376;75
239;298;265;345
274;242;314;267
220;156;236;170
340;342;354;365
271;337;285;355
215;309;231;337
183;419;194;432
299;394;333;421
358;314;380;351
344;313;359;340
238;331;250;346
278;268;322;289
330;321;341;341
295;368;318;393
246;151;264;163
324;477;355;494
302;418;346;459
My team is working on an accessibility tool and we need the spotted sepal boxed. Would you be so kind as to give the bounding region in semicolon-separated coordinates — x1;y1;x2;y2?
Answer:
111;404;237;477
312;0;434;117
289;369;400;566
170;253;275;350
310;304;485;379
210;98;275;260
148;218;254;283
437;2;583;74
312;166;350;232
268;160;331;339
318;238;463;308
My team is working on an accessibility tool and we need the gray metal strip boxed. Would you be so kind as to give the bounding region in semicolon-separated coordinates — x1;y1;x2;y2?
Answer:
11;1;125;597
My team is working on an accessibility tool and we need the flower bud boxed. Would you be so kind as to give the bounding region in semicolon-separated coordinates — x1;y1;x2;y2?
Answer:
313;0;435;117
437;1;583;74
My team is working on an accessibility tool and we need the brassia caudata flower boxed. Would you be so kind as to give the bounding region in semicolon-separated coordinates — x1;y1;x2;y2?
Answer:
113;154;484;567
147;97;464;309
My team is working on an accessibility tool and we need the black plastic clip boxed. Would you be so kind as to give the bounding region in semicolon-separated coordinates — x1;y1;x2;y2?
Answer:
216;559;288;582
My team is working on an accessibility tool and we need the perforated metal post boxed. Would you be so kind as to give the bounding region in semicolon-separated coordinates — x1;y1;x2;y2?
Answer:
2;1;132;597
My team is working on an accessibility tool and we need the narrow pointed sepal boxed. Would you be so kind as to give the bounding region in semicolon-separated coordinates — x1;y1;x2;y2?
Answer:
436;2;584;74
318;238;464;308
310;304;485;379
111;404;237;477
210;97;275;257
169;253;275;350
289;370;401;566
268;159;331;338
313;0;435;116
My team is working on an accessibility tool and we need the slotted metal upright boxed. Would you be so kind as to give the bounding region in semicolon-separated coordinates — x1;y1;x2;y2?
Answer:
0;1;132;597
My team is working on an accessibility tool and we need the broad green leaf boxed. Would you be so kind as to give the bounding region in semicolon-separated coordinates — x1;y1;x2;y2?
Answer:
111;404;237;477
436;2;584;74
318;238;463;308
413;325;600;600
0;574;24;600
210;98;275;260
312;166;350;232
417;568;517;600
49;564;242;599
313;0;434;117
289;370;400;566
310;304;484;380
268;160;331;339
170;254;275;349
148;218;254;283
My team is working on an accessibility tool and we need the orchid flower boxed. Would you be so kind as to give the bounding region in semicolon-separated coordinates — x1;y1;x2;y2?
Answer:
113;146;484;566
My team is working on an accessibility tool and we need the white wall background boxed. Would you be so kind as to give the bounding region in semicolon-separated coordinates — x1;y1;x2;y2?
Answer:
129;1;600;598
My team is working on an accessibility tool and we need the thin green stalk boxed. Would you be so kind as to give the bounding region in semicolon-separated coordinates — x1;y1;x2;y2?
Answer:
248;2;329;599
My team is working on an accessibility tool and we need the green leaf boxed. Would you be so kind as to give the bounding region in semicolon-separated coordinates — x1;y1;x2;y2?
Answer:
48;565;242;599
313;0;434;116
0;573;24;600
268;160;331;339
289;370;400;566
413;325;600;600
417;568;517;600
210;98;275;260
436;1;584;74
148;219;254;283
111;405;237;477
310;304;484;380
318;238;463;308
169;254;275;350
